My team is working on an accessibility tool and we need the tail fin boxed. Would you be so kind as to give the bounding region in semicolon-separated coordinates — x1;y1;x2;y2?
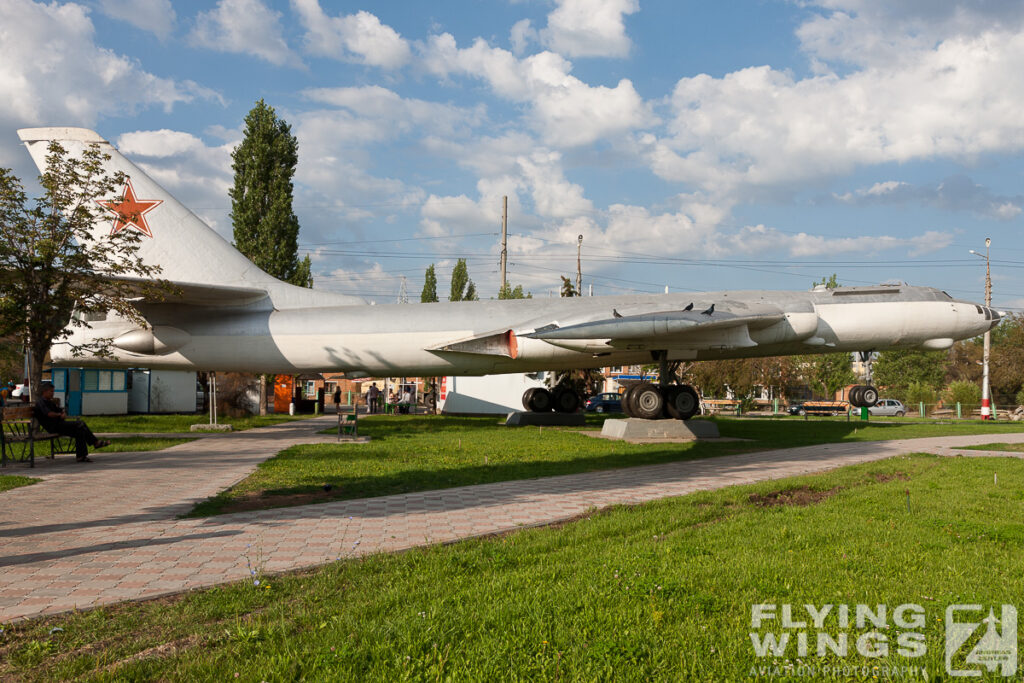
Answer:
17;127;362;306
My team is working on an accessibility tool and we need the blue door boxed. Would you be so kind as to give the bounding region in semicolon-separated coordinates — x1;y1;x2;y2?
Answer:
66;370;83;416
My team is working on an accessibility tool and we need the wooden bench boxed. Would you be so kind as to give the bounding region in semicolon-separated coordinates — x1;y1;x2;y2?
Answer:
337;406;359;439
1;404;76;468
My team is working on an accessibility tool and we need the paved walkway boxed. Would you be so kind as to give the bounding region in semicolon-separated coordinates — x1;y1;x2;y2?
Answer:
2;417;1023;623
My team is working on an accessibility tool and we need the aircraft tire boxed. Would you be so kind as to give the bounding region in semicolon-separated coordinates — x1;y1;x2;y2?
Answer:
553;387;581;413
528;388;553;412
632;383;664;420
621;385;640;418
522;388;537;411
665;385;700;420
861;385;879;405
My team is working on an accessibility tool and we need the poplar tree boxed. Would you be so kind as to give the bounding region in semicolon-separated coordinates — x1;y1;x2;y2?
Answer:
449;259;477;301
421;264;438;303
230;99;311;287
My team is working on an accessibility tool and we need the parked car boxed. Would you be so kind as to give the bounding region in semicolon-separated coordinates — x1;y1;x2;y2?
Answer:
866;398;906;417
788;400;850;416
787;402;805;416
585;392;623;413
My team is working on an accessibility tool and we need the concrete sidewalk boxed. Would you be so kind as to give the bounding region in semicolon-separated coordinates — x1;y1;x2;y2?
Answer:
2;418;1023;623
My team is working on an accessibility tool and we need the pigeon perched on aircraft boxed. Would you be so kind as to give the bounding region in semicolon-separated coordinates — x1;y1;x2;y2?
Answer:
701;304;715;316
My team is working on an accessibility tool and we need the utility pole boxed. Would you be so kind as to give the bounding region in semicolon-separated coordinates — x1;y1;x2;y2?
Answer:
576;234;583;296
500;196;508;290
970;238;993;420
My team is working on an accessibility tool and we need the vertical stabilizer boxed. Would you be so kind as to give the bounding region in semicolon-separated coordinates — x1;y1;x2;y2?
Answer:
17;127;363;306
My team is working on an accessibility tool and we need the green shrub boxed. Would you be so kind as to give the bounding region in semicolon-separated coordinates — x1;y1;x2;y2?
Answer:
945;380;981;408
1015;388;1024;407
904;382;938;414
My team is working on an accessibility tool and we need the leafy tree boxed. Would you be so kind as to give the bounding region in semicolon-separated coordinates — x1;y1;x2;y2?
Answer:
0;144;162;399
0;336;22;384
989;314;1024;402
449;259;477;301
796;352;857;399
812;273;840;289
421;264;438;303
945;380;981;408
560;276;577;297
498;282;531;299
230;99;311;288
872;349;947;397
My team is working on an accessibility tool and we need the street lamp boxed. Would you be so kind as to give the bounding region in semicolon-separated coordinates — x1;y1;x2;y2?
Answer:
969;238;992;419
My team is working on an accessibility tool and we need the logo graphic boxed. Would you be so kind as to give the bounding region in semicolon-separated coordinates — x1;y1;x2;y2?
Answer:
946;604;1017;677
96;178;162;238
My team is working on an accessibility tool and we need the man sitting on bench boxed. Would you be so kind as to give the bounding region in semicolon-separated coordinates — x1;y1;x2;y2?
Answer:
33;382;109;463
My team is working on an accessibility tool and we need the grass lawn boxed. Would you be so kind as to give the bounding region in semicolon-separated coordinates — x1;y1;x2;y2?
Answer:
187;414;1024;517
961;442;1024;453
10;437;196;459
2;454;1022;680
85;413;312;434
0;474;39;492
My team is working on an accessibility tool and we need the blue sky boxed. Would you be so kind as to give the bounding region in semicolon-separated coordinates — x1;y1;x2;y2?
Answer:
1;0;1023;306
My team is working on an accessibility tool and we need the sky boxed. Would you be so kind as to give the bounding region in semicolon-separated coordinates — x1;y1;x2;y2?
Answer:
1;0;1023;308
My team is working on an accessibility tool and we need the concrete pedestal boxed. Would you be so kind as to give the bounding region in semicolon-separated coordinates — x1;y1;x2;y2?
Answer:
600;418;719;441
505;411;587;427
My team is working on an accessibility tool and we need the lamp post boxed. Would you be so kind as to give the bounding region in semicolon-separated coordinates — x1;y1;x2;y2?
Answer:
969;238;992;419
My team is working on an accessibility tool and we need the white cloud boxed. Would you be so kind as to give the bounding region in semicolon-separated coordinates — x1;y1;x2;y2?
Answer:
421;35;655;146
541;0;638;58
189;0;301;68
292;1;410;69
715;225;953;258
510;19;536;56
655;29;1024;195
302;86;485;138
97;0;175;41
834;175;1023;220
0;0;217;170
114;129;234;236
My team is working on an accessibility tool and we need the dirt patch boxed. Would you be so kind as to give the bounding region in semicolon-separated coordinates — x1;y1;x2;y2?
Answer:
868;471;910;483
748;485;843;507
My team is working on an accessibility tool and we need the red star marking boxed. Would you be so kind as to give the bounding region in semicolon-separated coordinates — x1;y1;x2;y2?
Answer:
96;179;162;238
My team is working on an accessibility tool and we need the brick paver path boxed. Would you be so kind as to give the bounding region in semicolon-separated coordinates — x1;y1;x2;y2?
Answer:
2;416;1023;622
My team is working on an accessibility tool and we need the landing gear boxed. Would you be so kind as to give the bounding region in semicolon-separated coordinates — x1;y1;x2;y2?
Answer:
522;387;553;412
521;385;580;413
630;383;664;419
848;384;879;408
552;386;580;413
664;385;700;420
622;382;701;421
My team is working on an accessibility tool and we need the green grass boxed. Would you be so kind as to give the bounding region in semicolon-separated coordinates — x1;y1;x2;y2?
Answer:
187;414;1024;517
0;474;39;492
3;454;1022;681
84;414;311;434
959;442;1024;452
3;437;194;463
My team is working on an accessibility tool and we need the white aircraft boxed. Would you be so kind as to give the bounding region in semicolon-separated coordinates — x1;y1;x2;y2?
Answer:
18;127;999;420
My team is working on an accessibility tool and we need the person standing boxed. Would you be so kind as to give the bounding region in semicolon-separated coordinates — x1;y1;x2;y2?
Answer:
367;384;380;414
332;386;342;413
33;382;109;462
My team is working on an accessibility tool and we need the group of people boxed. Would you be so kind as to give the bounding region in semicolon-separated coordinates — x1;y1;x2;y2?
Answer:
330;383;415;414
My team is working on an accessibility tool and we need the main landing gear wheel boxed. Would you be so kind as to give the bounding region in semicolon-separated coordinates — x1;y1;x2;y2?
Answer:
553;387;581;413
664;385;700;421
523;387;553;412
631;383;664;420
621;384;642;418
848;384;879;408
